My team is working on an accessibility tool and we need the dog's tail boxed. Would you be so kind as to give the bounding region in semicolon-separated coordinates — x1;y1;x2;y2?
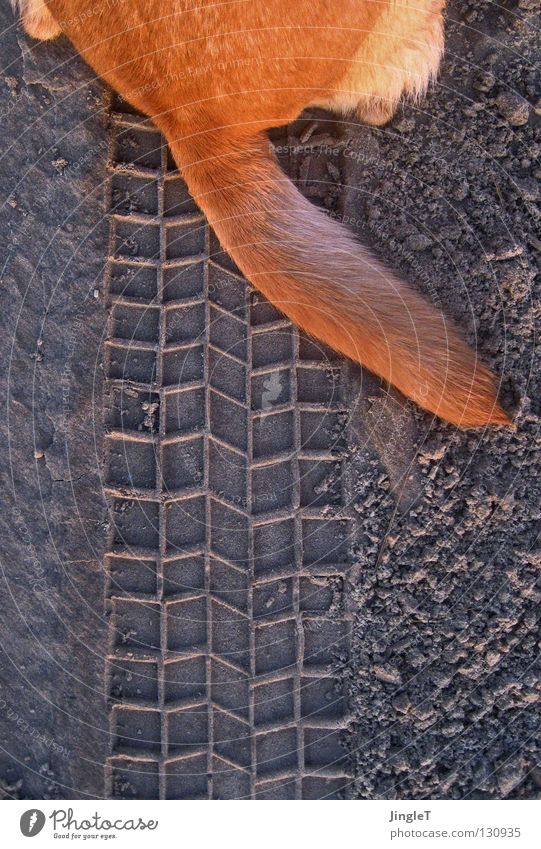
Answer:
168;128;509;427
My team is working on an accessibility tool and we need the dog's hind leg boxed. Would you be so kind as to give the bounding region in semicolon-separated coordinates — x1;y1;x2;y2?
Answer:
12;0;61;40
313;0;445;126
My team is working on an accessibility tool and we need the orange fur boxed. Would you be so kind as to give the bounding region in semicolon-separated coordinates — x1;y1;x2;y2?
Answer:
10;0;60;39
16;0;510;427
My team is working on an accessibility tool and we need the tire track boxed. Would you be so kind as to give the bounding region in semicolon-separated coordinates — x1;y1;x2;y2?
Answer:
103;98;354;799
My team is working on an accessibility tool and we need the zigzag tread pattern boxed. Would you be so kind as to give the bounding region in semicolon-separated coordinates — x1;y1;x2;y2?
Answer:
103;95;354;800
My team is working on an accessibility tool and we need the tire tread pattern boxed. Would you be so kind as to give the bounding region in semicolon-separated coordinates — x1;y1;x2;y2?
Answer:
103;99;353;799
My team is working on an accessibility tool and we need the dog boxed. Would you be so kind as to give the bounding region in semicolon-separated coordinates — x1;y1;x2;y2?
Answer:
11;0;510;427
